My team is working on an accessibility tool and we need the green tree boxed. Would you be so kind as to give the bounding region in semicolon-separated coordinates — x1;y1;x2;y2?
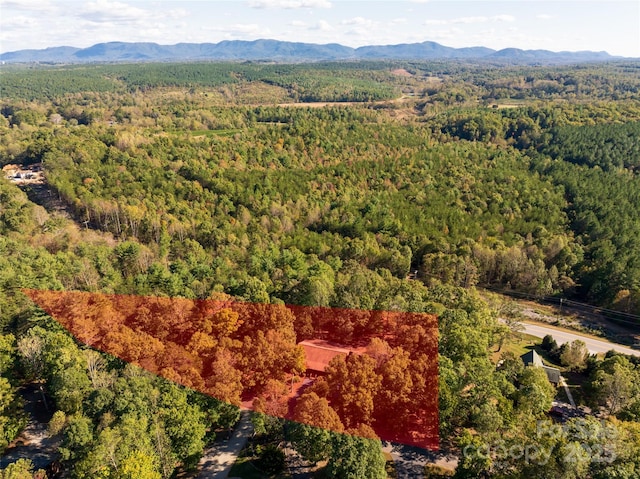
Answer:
60;413;94;461
515;366;555;418
325;432;386;479
0;334;15;376
560;340;589;372
0;458;46;479
325;353;381;428
454;430;492;479
117;451;161;479
289;392;344;463
0;377;26;452
589;355;640;416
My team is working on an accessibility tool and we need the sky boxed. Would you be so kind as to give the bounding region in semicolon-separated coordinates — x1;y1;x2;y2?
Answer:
1;0;639;57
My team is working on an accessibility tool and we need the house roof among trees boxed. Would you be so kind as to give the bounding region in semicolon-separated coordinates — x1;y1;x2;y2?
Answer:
299;340;359;373
521;349;544;367
520;350;561;384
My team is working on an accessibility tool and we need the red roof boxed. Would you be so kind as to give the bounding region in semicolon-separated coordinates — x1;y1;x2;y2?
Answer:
298;340;359;373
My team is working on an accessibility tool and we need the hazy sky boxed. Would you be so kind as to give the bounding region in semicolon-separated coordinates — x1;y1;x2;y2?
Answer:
1;0;639;57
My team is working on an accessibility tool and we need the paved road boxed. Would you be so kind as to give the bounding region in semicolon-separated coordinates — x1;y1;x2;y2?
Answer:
521;321;640;357
0;384;60;470
197;410;253;479
558;376;576;408
382;443;457;479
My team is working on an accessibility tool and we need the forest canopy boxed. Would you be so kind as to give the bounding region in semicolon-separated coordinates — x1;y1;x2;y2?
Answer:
1;60;639;478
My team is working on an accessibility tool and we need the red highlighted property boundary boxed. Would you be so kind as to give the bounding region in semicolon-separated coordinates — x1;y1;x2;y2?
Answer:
23;289;439;450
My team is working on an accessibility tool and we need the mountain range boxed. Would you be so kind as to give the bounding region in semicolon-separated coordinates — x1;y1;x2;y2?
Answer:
0;40;621;64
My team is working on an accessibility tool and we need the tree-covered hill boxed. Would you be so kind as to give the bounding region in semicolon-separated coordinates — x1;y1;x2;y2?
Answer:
0;39;620;64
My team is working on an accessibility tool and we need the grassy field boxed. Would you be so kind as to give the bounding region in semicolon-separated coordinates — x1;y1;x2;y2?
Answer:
491;332;543;363
229;452;291;479
560;370;591;406
229;456;267;479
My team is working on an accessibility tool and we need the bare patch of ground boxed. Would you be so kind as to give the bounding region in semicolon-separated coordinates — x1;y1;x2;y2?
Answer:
492;103;523;109
22;183;71;218
383;442;458;479
276;101;363;108
2;163;45;186
392;68;413;77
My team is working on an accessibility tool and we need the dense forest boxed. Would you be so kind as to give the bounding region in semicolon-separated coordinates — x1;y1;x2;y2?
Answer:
1;60;639;478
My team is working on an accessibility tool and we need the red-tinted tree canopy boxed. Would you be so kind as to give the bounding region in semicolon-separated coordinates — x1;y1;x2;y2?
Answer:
24;289;438;450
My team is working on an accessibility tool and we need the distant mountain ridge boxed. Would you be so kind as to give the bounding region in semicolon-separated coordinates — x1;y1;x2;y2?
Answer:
0;40;620;64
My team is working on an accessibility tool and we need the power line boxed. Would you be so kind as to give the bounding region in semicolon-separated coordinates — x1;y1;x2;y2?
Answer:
479;285;640;327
